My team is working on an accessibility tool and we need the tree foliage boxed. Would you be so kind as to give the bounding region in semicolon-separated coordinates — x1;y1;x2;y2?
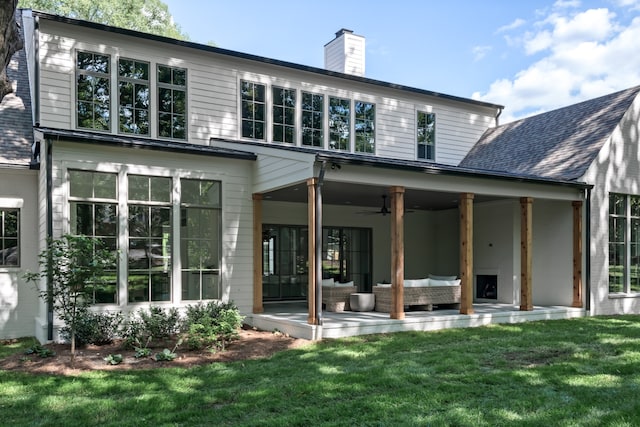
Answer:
18;0;188;40
0;0;23;102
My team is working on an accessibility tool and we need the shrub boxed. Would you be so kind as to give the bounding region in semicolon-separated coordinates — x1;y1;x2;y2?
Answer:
182;301;244;350
103;354;123;365
121;306;181;348
60;310;123;346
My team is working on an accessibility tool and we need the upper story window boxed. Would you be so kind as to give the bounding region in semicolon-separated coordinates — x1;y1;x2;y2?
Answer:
76;51;110;131
301;92;324;147
609;193;640;294
355;101;375;154
241;80;266;140
272;87;296;144
118;59;150;135
329;97;350;151
0;209;19;267
417;111;436;160
157;65;187;140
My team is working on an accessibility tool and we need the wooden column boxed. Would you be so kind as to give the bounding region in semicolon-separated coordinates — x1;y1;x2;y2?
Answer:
520;197;533;311
252;194;263;314
390;186;405;320
459;193;474;314
572;201;583;308
307;178;318;325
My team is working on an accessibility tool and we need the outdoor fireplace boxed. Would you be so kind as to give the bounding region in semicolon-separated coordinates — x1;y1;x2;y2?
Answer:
476;274;498;300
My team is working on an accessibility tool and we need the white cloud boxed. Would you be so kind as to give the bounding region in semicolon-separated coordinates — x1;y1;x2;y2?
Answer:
496;18;526;33
473;6;640;123
472;45;492;61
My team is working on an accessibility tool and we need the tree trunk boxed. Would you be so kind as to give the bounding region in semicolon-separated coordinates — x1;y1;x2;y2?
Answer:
0;0;23;102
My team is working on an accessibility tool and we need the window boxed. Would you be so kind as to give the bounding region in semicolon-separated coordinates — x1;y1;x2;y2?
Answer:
76;51;110;131
609;193;640;294
329;97;350;151
127;175;172;303
417;111;436;160
0;209;19;267
157;65;187;140
241;80;266;140
69;170;118;303
181;179;221;300
118;59;150;135
272;87;296;144
301;92;324;147
355;101;375;153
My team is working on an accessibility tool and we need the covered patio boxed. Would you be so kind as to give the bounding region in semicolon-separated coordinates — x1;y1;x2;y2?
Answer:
246;302;586;340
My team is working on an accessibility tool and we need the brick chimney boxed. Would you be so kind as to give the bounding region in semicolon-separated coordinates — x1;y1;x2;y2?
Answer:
324;29;365;77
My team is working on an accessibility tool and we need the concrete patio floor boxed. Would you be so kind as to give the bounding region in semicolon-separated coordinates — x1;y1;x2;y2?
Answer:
244;303;586;340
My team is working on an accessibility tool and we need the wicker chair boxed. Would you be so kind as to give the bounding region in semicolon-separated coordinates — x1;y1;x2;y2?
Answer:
322;284;357;312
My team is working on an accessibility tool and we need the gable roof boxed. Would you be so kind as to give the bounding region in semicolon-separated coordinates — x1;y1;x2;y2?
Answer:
460;85;640;181
0;10;34;169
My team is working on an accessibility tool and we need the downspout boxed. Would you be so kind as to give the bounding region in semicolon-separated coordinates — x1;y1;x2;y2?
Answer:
46;138;53;340
315;161;327;326
585;187;591;313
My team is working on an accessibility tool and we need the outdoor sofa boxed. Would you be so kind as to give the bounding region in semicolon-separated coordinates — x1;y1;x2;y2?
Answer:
372;277;461;312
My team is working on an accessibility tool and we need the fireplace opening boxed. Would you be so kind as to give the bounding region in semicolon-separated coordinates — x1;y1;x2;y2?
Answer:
476;275;497;300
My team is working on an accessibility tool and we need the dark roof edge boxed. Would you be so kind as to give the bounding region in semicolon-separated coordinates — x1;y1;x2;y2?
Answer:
37;128;257;160
315;152;593;190
30;10;504;111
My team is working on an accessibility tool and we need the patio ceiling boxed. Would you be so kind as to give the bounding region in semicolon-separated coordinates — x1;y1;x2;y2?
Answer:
264;181;505;211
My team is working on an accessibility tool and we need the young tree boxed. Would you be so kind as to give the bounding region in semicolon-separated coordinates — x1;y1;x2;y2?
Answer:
18;0;188;39
0;0;23;102
24;235;117;360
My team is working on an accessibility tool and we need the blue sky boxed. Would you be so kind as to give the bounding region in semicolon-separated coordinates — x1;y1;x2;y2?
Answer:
164;0;640;122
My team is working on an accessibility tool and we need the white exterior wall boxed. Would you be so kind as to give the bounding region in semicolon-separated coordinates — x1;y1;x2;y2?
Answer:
324;31;365;77
35;18;497;167
41;141;254;326
0;170;40;339
583;94;640;315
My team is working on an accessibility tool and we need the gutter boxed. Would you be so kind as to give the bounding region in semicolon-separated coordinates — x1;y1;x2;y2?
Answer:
315;161;327;327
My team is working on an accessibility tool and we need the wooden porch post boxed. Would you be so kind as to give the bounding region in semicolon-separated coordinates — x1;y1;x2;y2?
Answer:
520;197;533;311
307;178;318;325
252;194;263;314
459;193;474;315
390;186;405;320
572;201;583;308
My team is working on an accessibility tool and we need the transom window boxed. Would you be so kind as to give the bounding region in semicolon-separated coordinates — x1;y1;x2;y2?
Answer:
301;92;324;147
0;209;19;267
241;80;266;140
329;97;350;151
272;87;296;144
355;101;375;154
609;193;640;294
118;59;150;135
157;65;187;140
417;111;436;160
76;51;110;131
69;170;118;303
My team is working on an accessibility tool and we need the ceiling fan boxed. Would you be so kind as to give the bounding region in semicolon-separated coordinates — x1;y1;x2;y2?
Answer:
357;195;413;216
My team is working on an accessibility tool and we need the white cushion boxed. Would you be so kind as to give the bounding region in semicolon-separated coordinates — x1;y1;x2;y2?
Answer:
430;279;461;286
429;274;457;281
322;278;335;287
336;281;354;287
376;283;392;287
404;278;429;287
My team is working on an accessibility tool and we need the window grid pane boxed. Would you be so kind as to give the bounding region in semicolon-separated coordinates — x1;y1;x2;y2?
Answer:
302;92;324;147
329;97;350;151
76;51;110;131
355;101;375;154
119;59;149;135
608;193;640;294
272;87;296;144
157;65;187;140
0;209;19;267
417;111;436;160
241;80;266;140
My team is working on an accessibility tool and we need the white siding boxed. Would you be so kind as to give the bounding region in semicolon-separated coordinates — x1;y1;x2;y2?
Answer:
583;94;640;315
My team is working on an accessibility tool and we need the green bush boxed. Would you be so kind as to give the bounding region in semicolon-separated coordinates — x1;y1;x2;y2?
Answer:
60;310;123;346
182;301;244;350
121;306;181;348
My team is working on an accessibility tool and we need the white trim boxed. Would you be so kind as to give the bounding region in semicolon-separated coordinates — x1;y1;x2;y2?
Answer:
0;198;24;208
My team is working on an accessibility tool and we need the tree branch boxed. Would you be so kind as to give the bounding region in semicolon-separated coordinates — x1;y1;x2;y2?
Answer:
0;0;23;102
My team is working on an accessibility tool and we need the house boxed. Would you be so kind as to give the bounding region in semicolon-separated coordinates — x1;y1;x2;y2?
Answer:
1;10;599;342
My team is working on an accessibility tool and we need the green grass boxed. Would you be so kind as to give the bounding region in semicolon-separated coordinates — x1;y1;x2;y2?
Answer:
3;316;640;426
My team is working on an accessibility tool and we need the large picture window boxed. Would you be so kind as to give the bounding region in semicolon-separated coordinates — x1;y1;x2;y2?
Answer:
609;193;640;294
118;59;150;135
302;92;324;147
241;80;266;140
127;175;172;303
181;179;221;300
69;170;118;303
272;87;295;144
0;209;19;267
417;111;436;160
76;51;110;131
329;97;350;151
355;101;375;154
157;65;187;140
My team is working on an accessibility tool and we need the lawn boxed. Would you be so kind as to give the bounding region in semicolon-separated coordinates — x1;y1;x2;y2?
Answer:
2;316;640;426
